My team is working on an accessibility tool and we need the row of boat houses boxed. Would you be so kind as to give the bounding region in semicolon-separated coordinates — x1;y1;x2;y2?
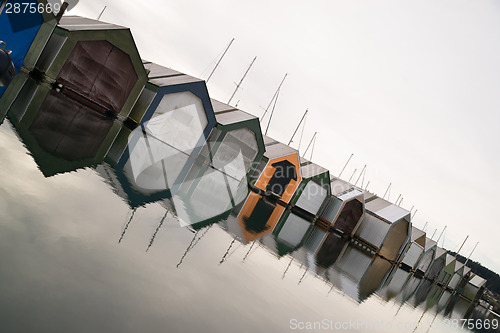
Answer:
0;3;489;310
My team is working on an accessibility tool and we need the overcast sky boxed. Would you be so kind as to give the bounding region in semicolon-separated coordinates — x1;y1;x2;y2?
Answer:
71;0;500;272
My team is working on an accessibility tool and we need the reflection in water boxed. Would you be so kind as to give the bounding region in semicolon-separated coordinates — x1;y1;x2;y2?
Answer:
1;106;496;332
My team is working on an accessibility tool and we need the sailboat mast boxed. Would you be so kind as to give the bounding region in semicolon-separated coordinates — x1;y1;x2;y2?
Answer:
265;89;280;135
288;109;308;145
303;132;317;157
228;56;257;105
207;38;235;83
97;6;107;20
431;228;437;240
454;235;469;258
355;165;367;186
436;226;447;244
261;73;287;122
310;133;317;160
383;183;392;199
464;242;479;266
338;153;353;179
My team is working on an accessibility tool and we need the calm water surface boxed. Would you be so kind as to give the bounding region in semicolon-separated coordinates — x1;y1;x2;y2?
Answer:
0;121;495;332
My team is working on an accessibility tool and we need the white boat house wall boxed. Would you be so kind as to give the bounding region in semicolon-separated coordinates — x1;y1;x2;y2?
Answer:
426;247;448;281
447;261;465;291
449;264;472;294
462;274;487;303
302;176;365;264
400;226;426;271
354;194;411;262
272;158;330;256
237;136;301;243
415;237;437;276
167;99;265;229
112;60;216;202
436;254;459;289
318;176;365;237
5;15;147;176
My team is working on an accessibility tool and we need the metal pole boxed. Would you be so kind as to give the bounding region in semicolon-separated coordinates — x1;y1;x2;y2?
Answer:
261;73;287;123
431;228;437;240
297;112;308;152
228;56;257;105
303;132;317;157
288;109;308;146
395;194;402;205
383;183;392;199
348;168;357;183
310;134;317;161
97;6;107;20
207;38;234;83
361;166;366;188
355;165;366;186
265;89;280;135
338;153;353;179
436;226;447;244
455;235;469;258
464;242;479;266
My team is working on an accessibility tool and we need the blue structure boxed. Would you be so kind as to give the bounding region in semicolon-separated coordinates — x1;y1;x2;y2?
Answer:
109;61;217;203
0;0;55;97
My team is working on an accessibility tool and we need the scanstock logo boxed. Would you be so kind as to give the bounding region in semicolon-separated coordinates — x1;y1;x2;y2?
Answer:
1;0;80;32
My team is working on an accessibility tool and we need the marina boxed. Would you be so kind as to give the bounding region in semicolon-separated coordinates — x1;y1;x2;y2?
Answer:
1;1;499;332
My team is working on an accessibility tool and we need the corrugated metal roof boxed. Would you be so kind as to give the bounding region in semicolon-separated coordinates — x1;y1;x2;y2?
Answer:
455;261;464;272
366;197;410;224
214;109;257;126
338;188;364;202
210;99;237;114
435;247;447;258
262;136;298;159
365;196;411;222
329;176;363;197
149;74;201;87
469;275;486;288
364;192;377;202
263;135;279;146
379;205;410;223
143;61;183;79
424;237;437;251
365;197;392;212
300;161;329;180
411;227;426;246
58;16;126;31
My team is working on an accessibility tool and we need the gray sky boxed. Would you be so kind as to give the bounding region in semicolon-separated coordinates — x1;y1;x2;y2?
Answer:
72;0;500;272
